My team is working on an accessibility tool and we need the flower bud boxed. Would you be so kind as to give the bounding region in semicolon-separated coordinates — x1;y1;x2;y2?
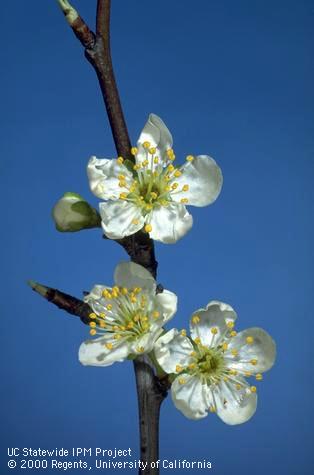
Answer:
52;192;101;232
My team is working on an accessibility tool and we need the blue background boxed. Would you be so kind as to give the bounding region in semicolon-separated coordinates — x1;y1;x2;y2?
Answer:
1;0;313;473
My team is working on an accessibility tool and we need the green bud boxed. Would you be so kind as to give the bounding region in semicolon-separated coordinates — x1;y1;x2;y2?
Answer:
52;192;101;232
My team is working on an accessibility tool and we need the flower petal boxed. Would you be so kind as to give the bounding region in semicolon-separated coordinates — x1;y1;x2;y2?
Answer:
214;380;257;425
190;301;237;347
154;329;194;373
136;114;173;168
79;338;129;367
225;327;276;374
129;326;163;355
99;201;144;239
154;290;178;323
114;261;156;292
171;374;210;420
148;203;193;243
87;156;133;200
171;155;222;207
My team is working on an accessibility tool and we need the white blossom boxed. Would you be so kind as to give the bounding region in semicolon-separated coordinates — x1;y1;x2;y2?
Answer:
79;262;177;367
87;114;223;243
154;301;276;424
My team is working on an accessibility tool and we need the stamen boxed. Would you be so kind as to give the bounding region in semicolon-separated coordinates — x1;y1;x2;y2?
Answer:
186;155;194;162
246;336;254;345
144;224;152;233
131;147;138;155
192;315;200;324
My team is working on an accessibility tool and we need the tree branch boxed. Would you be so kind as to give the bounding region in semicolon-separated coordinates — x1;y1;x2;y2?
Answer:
58;0;132;160
28;280;93;325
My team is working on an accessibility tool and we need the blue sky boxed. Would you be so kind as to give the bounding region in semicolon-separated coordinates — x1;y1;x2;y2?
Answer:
1;0;313;474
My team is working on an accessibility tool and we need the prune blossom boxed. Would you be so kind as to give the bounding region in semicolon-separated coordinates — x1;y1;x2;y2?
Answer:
87;114;223;243
154;301;276;425
79;261;177;367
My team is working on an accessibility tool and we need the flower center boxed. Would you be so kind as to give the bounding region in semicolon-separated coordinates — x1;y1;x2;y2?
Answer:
88;286;161;351
117;145;190;214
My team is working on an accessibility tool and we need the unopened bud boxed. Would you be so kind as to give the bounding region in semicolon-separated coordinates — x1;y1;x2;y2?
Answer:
52;192;101;232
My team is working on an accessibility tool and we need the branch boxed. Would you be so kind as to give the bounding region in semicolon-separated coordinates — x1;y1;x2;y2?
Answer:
58;0;132;160
28;280;93;325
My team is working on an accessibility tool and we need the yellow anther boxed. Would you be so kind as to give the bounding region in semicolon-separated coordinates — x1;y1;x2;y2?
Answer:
133;315;140;322
192;315;200;324
132;218;139;225
180;198;189;204
119;181;126;188
244;371;252;377
131;147;138;155
133;287;142;294
250;359;258;366
133;164;140;170
164;175;171;181
121;287;128;295
99;321;106;328
167;164;175;172
145;224;152;233
127;322;134;329
89;321;96;328
236;384;242;390
119;192;127;200
114;334;122;340
90;329;97;336
102;289;111;299
99;312;106;318
111;290;119;298
190;351;197;357
149;147;156;154
246;336;254;345
118;174;126;180
113;326;120;331
222;342;229;351
186;155;194;162
182;184;189;192
250;386;257;393
89;312;97;319
229;369;238;375
174;170;182;178
143;141;150;149
227;321;235;329
153;156;159;164
130;296;137;303
181;329;187;337
256;373;263;381
152;311;160;318
145;204;153;210
209;405;216;413
176;365;183;373
230;330;237;337
150;191;158;199
194;337;201;345
178;377;186;385
120;326;126;331
137;346;145;353
105;343;113;350
231;349;238;357
164;186;171;192
142;159;148;167
211;327;218;335
171;183;178;190
166;149;175;158
223;376;229;382
117;156;124;164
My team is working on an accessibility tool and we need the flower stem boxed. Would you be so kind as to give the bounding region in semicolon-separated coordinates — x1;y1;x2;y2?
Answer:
133;357;169;475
